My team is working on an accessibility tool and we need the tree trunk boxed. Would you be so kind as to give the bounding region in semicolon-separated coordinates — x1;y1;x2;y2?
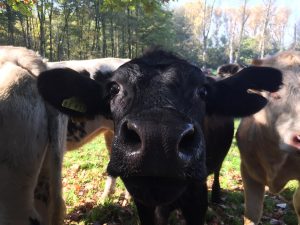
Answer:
18;15;28;47
260;0;274;58
26;17;32;48
49;0;54;61
121;22;125;57
201;0;215;68
5;3;15;45
110;10;114;57
127;7;132;58
229;36;234;63
93;0;102;55
235;0;249;63
37;0;46;57
101;13;107;57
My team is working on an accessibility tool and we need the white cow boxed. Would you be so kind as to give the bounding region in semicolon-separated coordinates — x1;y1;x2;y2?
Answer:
0;46;67;225
0;45;128;225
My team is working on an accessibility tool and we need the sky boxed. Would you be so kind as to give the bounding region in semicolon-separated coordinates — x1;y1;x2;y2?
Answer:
168;0;300;46
225;0;300;21
169;0;300;21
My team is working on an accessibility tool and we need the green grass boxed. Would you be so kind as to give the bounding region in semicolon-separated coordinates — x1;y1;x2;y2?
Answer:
62;122;298;225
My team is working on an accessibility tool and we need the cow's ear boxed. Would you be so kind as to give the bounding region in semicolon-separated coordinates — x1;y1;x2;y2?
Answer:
206;66;282;117
37;68;110;118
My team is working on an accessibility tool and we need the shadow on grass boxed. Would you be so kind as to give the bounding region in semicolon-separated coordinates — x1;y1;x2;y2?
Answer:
64;187;297;225
207;189;244;225
64;190;244;225
65;201;139;225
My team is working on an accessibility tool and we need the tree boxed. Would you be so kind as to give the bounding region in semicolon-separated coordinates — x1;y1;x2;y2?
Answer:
181;0;216;67
235;0;249;63
259;0;276;58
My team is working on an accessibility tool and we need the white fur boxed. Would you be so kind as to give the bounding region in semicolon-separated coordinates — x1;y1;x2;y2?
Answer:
0;46;66;225
0;46;129;225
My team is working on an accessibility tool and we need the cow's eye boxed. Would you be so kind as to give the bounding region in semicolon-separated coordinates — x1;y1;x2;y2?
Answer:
196;86;207;99
109;82;120;99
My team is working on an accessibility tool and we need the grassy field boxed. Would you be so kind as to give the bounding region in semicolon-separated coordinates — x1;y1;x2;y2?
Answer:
62;122;298;225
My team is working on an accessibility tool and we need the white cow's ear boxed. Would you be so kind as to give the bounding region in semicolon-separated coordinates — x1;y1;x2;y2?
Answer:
37;68;110;118
205;66;282;117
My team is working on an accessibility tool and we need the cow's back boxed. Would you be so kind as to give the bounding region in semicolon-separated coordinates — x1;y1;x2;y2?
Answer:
0;46;48;167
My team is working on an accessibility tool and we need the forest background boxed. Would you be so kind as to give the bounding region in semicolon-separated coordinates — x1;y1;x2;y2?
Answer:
1;0;299;70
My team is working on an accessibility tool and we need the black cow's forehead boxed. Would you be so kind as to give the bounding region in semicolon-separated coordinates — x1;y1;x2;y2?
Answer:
112;50;205;87
110;51;207;114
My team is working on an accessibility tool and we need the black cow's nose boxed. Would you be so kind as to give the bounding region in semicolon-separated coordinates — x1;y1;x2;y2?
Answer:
119;117;198;161
120;119;142;153
177;124;196;160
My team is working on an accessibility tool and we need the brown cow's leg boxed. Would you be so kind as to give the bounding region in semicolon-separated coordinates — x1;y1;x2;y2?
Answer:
101;130;115;201
293;184;300;225
103;130;114;152
241;163;265;225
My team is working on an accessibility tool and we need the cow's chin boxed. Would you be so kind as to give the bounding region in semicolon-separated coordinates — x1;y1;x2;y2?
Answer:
122;176;187;206
279;142;300;156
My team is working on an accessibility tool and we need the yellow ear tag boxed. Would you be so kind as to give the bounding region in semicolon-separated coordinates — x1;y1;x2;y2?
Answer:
62;97;87;113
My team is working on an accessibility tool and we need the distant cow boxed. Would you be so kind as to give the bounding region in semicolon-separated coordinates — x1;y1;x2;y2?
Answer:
236;51;300;225
0;46;127;225
217;63;245;78
204;76;234;203
38;50;282;225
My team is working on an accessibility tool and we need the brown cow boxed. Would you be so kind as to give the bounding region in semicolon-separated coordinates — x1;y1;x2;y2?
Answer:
236;50;300;224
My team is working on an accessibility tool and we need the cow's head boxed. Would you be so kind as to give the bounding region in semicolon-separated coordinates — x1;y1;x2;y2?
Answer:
37;50;282;206
252;51;300;154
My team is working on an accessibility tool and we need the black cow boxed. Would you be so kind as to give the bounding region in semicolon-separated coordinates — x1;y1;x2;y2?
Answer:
37;50;282;225
203;75;234;204
217;63;245;78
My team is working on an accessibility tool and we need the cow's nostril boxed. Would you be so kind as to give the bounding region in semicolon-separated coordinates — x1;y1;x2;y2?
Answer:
178;124;196;157
122;121;142;150
290;134;300;150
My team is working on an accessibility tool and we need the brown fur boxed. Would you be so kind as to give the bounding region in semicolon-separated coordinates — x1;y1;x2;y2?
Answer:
237;50;300;224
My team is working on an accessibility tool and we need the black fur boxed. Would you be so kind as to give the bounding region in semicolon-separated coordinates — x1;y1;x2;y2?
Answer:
37;68;110;118
67;121;87;142
29;218;40;225
217;63;244;78
206;66;282;117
